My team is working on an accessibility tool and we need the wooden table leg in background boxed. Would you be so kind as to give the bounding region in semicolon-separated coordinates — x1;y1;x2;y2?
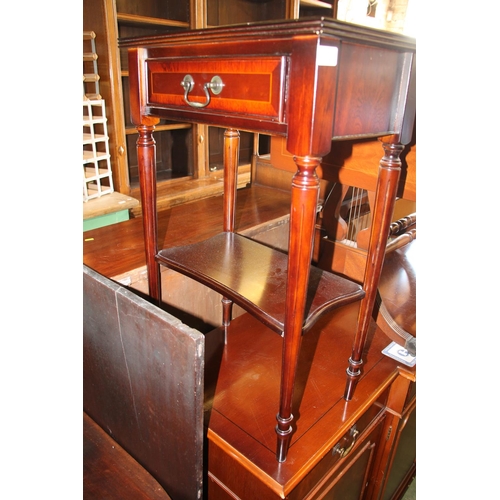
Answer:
345;138;404;400
137;122;161;303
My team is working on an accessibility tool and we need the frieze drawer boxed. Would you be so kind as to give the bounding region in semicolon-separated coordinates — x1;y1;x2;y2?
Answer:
146;57;287;122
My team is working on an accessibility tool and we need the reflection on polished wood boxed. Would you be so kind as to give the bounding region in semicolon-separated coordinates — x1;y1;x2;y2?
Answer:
158;232;363;334
377;239;416;337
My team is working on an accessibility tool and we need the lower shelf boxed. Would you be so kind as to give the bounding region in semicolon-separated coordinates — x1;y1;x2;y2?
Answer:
157;231;364;334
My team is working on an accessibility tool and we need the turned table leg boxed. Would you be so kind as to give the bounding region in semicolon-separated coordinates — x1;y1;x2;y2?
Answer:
276;155;321;462
221;129;240;341
137;124;161;304
344;139;404;400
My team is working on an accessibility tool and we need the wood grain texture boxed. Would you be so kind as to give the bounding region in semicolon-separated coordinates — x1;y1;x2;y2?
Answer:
83;265;205;500
158;232;364;334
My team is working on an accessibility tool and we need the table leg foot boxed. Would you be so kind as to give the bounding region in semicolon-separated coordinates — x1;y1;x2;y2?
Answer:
275;414;294;462
344;358;363;401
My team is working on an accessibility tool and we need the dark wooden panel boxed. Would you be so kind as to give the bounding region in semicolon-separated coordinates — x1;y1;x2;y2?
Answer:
381;405;416;500
115;0;189;22
206;0;286;27
83;265;205;500
333;43;407;138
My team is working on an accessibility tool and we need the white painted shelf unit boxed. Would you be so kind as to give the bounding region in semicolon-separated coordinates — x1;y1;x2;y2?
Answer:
83;99;114;201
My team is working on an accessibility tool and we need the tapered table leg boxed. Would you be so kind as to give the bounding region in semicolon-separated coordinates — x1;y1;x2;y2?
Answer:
276;155;321;462
221;129;240;341
137;124;161;304
344;139;404;400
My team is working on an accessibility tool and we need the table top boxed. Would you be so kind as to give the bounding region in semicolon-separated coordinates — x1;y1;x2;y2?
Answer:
120;16;416;50
122;16;416;148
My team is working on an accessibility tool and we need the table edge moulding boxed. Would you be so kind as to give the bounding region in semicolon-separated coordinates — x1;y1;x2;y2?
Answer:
120;16;416;463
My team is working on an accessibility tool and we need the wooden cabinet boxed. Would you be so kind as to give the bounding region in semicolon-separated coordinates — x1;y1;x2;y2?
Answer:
206;307;415;500
305;419;385;500
82;186;416;499
368;376;416;500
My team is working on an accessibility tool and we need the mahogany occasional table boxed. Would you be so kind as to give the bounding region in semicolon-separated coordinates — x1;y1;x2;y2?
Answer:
120;17;416;462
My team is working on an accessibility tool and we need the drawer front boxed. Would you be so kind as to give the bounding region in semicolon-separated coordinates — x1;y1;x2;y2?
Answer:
289;387;390;500
147;57;286;122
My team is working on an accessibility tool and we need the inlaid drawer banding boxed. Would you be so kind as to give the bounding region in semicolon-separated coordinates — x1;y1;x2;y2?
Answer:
147;56;287;121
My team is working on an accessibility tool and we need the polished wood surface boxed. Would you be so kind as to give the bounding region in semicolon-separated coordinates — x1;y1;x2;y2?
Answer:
121;16;415;460
83;412;172;500
206;304;415;498
270;136;416;203
82;199;415;498
377;239;416;337
158;232;363;334
343;140;406;400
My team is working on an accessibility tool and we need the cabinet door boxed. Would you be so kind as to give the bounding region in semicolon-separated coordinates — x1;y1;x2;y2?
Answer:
364;378;416;500
381;402;416;500
306;416;386;500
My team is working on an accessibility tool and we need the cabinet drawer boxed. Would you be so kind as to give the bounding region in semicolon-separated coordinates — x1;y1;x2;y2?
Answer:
146;57;286;122
289;387;389;500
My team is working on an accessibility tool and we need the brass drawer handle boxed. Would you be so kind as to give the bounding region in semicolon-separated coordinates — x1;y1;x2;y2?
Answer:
332;426;359;459
180;74;224;108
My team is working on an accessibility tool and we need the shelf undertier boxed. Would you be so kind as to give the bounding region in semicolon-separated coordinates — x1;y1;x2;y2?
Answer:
157;232;364;335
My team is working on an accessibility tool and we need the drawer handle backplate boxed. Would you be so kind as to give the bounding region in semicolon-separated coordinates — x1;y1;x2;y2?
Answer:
332;426;359;459
180;74;224;108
